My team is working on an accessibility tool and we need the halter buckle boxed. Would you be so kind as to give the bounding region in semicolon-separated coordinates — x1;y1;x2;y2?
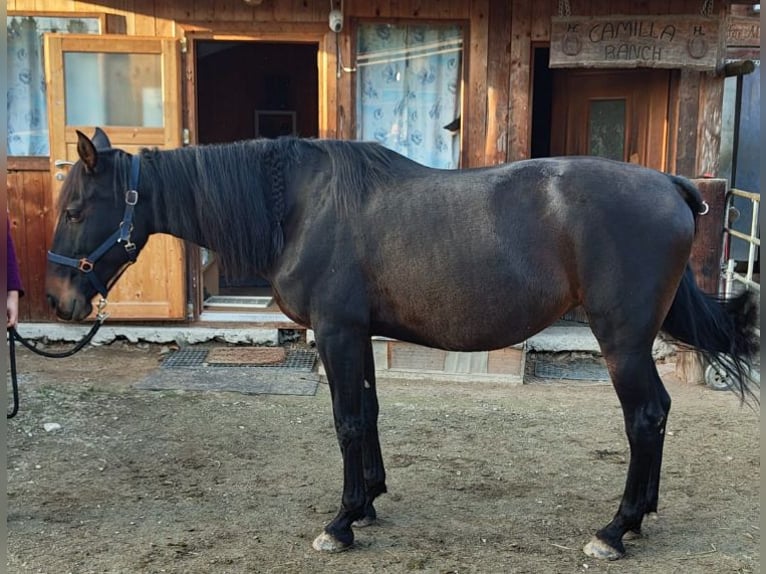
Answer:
125;189;138;206
95;297;109;322
78;258;94;273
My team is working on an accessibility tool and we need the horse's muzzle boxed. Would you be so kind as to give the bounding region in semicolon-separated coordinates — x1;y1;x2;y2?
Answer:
45;279;93;322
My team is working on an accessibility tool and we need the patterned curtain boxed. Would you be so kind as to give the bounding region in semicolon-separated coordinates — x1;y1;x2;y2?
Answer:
7;16;99;156
356;24;462;169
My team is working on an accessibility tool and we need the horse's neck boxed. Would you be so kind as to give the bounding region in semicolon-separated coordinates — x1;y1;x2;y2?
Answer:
145;147;212;245
145;143;284;272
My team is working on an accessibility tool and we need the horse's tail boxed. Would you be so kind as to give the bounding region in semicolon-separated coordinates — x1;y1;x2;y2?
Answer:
667;174;706;221
661;265;759;402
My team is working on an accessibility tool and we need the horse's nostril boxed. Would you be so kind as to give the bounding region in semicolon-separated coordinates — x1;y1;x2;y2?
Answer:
46;294;58;309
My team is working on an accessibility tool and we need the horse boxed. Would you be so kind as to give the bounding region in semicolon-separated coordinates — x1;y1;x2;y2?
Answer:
45;128;758;561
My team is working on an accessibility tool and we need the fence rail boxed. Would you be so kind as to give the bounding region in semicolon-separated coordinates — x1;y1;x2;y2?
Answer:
723;187;760;338
724;188;760;294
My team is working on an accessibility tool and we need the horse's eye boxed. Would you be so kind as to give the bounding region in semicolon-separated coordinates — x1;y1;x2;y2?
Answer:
65;209;82;223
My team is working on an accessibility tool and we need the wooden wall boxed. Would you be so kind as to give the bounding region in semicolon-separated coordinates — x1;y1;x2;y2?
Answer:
7;0;742;320
7;160;57;322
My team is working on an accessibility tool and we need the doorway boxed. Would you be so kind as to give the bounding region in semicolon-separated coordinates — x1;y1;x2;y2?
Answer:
550;67;670;171
195;41;319;313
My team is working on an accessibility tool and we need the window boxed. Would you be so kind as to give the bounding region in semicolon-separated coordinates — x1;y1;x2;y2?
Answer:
63;52;163;127
7;15;100;156
588;99;626;161
356;23;463;169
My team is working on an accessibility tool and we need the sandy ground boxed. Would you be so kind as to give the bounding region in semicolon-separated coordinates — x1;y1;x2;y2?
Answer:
6;341;760;573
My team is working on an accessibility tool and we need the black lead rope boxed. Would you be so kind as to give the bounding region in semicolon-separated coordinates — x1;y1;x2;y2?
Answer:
7;308;107;419
8;328;19;419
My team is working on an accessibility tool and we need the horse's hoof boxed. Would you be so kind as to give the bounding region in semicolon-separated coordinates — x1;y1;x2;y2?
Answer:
312;532;352;553
583;537;625;560
352;515;376;528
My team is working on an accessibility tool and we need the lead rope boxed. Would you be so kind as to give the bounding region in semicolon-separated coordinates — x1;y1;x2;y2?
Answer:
7;299;108;419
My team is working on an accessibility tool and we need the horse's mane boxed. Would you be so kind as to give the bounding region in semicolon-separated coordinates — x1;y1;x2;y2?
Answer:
138;138;392;278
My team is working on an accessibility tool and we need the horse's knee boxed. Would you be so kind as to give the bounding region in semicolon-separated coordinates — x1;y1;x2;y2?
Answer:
335;417;365;447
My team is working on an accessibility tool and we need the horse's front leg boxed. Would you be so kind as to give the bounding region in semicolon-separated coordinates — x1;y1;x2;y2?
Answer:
312;324;369;552
353;338;387;528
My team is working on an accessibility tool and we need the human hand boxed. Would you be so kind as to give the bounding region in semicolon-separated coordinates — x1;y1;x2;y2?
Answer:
7;290;19;328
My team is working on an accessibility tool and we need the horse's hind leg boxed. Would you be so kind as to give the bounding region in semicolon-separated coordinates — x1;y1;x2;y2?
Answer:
583;339;671;560
354;339;387;528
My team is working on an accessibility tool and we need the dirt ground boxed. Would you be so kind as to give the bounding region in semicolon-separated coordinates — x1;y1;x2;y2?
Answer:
6;341;760;574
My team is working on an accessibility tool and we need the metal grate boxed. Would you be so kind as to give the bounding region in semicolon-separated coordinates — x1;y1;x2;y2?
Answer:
528;352;610;382
162;347;316;371
162;348;209;368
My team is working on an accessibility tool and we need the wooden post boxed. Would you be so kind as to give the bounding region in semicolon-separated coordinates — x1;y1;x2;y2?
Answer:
675;350;706;385
689;178;727;294
676;178;727;385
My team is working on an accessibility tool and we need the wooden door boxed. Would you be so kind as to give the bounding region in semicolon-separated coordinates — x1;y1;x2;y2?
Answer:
551;69;670;171
45;34;186;320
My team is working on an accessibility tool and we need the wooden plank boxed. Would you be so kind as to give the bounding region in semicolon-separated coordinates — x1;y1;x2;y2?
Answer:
466;0;489;167
689;178;726;294
696;71;724;177
8;169;55;321
550;15;722;70
484;0;511;165
132;0;156;36
192;0;216;22
487;347;523;375
507;0;531;162
674;68;700;176
531;0;551;42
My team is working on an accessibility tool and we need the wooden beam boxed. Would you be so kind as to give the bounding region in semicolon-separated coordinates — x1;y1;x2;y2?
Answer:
674;69;700;176
484;0;511;165
466;0;489;167
507;0;531;162
689;178;727;294
696;71;725;178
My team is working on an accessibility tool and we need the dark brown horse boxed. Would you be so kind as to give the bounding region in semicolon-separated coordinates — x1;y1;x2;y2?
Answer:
46;128;757;560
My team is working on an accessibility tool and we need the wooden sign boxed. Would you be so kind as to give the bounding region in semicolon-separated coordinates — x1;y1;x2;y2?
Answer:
726;16;760;60
726;16;760;47
550;16;721;70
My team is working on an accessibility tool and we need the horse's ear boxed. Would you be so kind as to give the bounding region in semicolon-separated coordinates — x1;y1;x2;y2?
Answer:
76;130;98;172
91;127;112;151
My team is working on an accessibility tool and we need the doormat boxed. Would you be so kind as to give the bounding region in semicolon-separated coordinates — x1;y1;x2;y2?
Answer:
527;352;610;383
161;347;316;370
135;346;319;396
206;347;286;365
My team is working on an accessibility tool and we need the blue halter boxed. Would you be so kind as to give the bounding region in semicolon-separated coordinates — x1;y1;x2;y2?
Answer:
47;154;141;298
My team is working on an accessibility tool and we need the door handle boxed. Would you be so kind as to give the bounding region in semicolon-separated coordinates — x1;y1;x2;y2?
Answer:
54;159;75;181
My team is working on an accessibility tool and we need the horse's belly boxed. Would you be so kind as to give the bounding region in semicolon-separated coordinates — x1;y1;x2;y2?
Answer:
371;285;569;351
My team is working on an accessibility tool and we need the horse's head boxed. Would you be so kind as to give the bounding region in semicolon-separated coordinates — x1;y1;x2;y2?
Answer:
46;128;151;321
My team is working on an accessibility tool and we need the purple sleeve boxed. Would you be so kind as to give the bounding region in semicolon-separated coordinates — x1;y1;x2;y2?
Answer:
7;218;24;296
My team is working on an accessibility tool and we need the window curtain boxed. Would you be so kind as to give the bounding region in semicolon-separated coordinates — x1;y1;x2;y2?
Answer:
7;16;99;156
356;24;462;169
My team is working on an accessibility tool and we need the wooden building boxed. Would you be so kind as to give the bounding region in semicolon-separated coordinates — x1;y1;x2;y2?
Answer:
7;0;760;324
